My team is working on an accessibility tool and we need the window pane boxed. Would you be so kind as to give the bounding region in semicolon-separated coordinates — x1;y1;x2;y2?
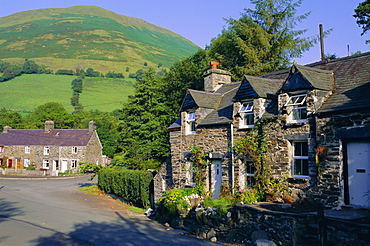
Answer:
188;112;196;121
294;159;308;176
244;113;254;125
301;142;308;156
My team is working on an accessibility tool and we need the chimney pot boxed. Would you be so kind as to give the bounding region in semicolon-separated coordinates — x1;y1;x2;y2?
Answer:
210;61;219;69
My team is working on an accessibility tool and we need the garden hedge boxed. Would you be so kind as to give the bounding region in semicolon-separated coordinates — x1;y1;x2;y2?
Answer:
98;169;153;208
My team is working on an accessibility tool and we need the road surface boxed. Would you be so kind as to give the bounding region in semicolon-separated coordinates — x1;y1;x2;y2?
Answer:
0;175;217;246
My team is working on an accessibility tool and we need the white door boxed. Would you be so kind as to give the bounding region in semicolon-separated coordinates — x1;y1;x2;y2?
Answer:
61;160;68;173
211;160;222;199
347;141;370;207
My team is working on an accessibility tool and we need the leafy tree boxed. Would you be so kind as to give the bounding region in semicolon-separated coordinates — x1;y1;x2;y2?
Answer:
22;59;39;74
86;68;100;77
207;0;317;78
354;0;370;43
22;102;74;129
118;68;170;169
0;109;23;129
55;69;74;75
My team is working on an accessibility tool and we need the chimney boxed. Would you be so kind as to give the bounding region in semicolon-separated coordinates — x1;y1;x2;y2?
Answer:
319;24;325;61
44;121;54;132
89;120;97;133
202;61;232;92
3;125;12;133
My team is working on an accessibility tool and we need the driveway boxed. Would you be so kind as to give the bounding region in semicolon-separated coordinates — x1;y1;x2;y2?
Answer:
0;176;217;246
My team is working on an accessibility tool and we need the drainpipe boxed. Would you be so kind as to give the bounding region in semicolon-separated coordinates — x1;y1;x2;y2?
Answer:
230;123;235;194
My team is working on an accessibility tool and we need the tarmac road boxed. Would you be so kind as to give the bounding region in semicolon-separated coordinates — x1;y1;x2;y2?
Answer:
0;175;217;246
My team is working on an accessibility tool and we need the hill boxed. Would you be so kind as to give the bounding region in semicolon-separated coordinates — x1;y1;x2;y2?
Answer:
0;74;135;113
0;6;199;73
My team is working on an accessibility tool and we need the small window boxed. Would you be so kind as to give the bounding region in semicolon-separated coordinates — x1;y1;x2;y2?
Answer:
239;102;254;128
286;94;307;123
44;147;50;155
71;160;78;168
186;112;196;135
286;94;306;106
43;159;49;169
292;141;309;178
24;158;30;167
72;147;78;154
0;146;4;153
25;146;30;154
244;160;256;187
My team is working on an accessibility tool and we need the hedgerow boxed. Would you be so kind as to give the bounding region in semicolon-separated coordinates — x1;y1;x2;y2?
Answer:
98;168;153;208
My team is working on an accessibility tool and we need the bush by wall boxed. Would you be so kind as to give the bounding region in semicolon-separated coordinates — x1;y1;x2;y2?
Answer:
98;169;153;208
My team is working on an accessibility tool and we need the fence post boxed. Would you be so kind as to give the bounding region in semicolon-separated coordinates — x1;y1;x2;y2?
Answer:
318;203;327;246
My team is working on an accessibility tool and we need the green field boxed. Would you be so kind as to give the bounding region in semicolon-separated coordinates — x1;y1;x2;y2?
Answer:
0;74;135;113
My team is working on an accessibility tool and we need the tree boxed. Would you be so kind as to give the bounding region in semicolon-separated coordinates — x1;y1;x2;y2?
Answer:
118;68;170;169
207;0;317;78
22;102;74;129
0;109;23;129
22;59;39;74
354;0;370;43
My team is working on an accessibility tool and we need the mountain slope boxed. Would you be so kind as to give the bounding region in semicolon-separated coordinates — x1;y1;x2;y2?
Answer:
0;6;199;72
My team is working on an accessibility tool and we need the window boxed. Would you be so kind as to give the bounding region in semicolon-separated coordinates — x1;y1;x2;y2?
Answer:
239;102;254;128
286;94;307;123
43;159;49;169
244;160;256;187
43;146;50;155
25;146;30;154
71;160;78;168
0;146;4;153
72;146;78;154
186;111;196;135
24;158;30;167
292;141;309;177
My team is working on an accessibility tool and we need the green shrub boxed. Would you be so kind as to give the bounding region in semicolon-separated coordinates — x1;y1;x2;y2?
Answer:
98;169;153;208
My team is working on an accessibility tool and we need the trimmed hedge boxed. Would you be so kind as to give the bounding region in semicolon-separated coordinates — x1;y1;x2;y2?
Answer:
98;169;153;208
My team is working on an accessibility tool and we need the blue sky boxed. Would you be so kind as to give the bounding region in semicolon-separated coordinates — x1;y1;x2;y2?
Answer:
1;0;369;65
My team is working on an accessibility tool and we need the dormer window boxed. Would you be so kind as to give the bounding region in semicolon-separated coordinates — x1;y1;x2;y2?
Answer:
239;102;254;128
285;94;307;123
186;111;196;135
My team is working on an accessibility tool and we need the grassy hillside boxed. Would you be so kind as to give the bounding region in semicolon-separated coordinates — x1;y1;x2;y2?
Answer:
0;6;199;73
0;74;134;113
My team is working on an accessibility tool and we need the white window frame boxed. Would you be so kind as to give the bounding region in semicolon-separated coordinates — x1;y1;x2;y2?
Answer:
71;160;78;168
0;146;4;153
72;146;78;154
43;159;50;169
186;111;196;135
239;102;254;129
244;159;256;187
24;158;30;167
43;146;50;155
292;141;309;178
286;94;307;123
25;146;30;154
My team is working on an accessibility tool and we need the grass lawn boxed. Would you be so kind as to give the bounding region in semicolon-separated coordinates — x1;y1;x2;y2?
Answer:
0;74;135;113
78;184;147;214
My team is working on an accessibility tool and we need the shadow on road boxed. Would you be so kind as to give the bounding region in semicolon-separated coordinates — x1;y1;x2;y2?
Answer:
30;211;213;246
0;197;25;244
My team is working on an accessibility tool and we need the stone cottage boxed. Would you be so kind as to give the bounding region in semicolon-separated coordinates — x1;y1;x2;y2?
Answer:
155;52;370;209
0;120;105;176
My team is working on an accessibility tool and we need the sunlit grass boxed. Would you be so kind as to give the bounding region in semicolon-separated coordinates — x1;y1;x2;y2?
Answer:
78;184;147;214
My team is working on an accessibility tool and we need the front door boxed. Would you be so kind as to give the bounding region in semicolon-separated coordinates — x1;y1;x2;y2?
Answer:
347;141;370;207
16;159;21;169
211;160;222;199
61;160;68;173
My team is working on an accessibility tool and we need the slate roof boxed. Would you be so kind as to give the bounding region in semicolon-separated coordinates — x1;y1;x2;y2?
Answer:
279;65;333;93
233;75;283;102
181;89;222;111
308;52;370;114
199;82;241;126
0;129;94;146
